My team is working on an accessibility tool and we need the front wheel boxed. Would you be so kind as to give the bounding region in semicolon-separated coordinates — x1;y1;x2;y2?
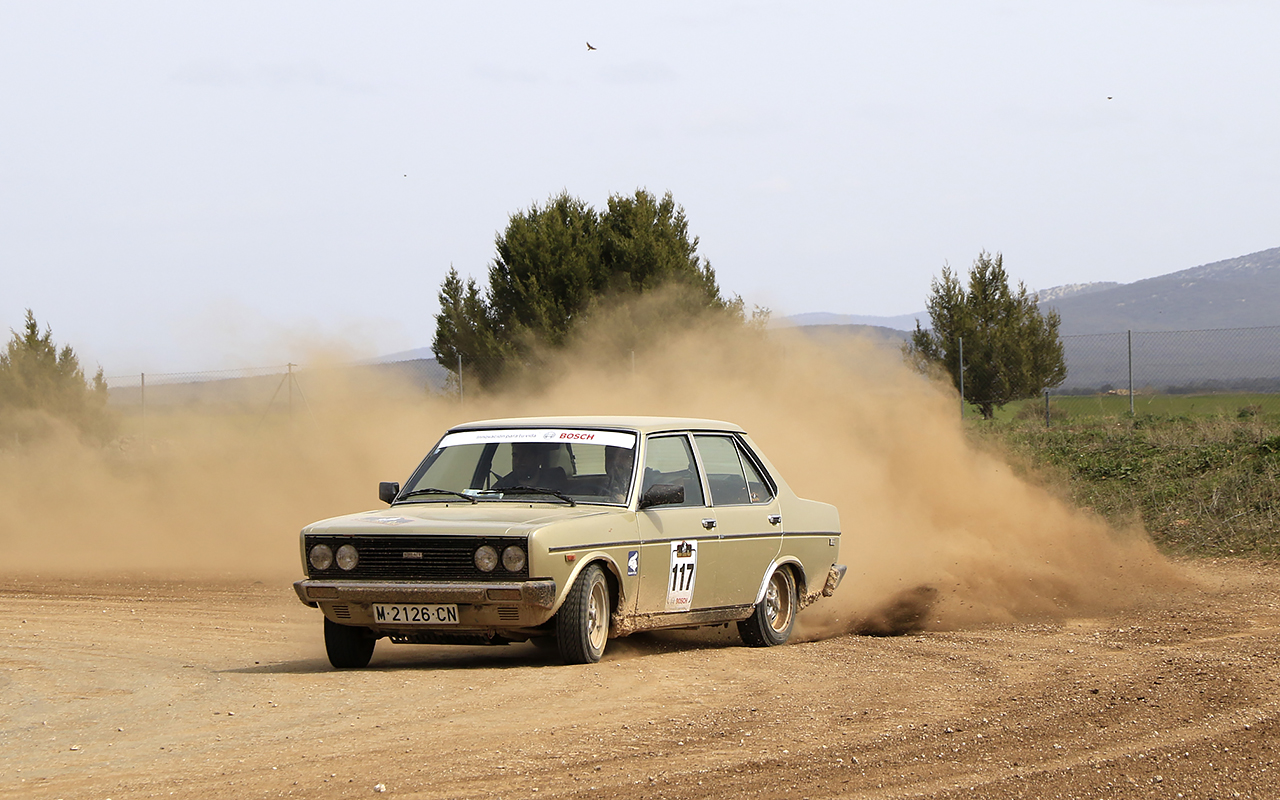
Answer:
556;564;611;664
324;617;376;669
738;566;798;647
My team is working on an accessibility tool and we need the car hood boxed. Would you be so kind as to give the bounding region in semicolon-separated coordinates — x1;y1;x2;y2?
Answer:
302;503;618;537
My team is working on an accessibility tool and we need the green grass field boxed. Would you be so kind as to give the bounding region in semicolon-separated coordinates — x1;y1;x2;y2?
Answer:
995;392;1280;423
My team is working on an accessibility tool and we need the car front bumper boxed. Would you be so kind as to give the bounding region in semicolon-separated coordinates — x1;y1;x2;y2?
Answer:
295;578;556;607
294;578;559;630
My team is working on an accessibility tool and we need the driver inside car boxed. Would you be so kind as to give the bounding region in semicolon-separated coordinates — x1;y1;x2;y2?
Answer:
494;443;566;491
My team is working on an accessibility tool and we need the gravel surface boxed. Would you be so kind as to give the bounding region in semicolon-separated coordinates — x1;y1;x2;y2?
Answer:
4;559;1279;799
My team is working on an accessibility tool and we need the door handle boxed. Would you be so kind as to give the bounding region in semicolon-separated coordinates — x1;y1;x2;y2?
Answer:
768;514;782;526
701;518;717;530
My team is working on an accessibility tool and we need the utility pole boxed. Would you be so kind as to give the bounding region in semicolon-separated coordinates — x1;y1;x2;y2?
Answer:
1127;330;1134;416
260;364;315;426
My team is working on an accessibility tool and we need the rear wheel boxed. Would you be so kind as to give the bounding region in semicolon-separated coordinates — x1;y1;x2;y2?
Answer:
738;566;798;647
556;564;610;664
324;617;376;669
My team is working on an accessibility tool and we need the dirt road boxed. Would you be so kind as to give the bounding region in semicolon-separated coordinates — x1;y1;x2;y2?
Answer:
4;560;1279;800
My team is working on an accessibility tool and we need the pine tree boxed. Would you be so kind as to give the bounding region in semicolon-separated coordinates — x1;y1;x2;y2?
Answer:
908;252;1066;419
0;310;112;441
432;189;744;387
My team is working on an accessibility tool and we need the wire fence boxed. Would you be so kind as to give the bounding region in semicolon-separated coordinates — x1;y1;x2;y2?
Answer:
1021;326;1280;421
103;358;453;426
103;325;1280;425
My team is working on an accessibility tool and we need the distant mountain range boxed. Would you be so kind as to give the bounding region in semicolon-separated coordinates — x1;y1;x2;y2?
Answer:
1045;246;1280;334
781;311;928;331
360;346;436;364
786;246;1280;335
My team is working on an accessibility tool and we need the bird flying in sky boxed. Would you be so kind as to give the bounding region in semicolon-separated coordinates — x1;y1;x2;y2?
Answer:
586;41;597;51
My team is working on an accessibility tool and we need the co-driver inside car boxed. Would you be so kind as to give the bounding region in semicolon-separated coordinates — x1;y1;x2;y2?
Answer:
603;445;635;503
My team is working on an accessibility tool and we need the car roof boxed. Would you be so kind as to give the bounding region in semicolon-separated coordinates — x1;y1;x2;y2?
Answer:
449;416;746;435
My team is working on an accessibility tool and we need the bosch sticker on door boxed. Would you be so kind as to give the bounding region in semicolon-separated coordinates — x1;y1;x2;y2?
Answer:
666;540;698;610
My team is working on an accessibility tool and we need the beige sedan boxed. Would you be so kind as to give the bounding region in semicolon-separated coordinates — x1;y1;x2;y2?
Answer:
294;416;845;667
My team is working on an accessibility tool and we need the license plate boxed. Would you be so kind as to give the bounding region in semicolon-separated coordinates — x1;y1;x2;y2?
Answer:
373;603;459;625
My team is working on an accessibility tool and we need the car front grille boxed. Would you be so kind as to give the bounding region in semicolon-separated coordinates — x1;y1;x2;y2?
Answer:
304;534;530;581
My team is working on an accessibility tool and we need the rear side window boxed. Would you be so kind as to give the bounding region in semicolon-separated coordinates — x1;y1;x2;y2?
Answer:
738;442;775;504
694;434;774;505
641;435;705;507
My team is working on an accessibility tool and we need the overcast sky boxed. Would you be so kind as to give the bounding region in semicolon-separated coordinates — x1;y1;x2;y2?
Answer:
3;2;1277;373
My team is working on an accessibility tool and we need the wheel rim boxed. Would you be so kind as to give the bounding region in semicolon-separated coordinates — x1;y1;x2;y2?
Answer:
587;578;608;652
765;571;794;634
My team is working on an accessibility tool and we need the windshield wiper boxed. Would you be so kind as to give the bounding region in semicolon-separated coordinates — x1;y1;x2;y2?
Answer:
397;487;478;504
480;485;577;506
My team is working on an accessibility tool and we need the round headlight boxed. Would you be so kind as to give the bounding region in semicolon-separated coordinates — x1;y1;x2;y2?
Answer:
309;544;333;571
474;545;498;572
502;545;526;573
336;544;359;571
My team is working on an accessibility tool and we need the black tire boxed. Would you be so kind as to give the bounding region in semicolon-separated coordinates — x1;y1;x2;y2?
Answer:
556;564;611;664
738;566;798;647
324;617;376;669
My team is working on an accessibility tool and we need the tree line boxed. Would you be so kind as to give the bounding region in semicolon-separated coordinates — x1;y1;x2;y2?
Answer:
432;187;1065;415
4;189;1066;436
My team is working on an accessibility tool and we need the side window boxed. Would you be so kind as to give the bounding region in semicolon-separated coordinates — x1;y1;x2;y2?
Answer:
547;443;576;476
694;435;751;505
641;435;705;507
737;440;775;504
571;443;604;476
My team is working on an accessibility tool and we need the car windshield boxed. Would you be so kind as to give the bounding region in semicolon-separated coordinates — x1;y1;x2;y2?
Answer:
400;428;638;506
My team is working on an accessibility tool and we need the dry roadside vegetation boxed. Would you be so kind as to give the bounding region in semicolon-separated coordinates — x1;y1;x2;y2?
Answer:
983;413;1280;558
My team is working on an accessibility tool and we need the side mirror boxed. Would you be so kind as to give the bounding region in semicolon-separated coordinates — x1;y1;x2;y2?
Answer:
379;481;400;505
638;483;684;509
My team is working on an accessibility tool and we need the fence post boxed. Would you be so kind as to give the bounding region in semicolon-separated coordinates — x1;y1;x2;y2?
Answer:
140;372;146;439
287;363;294;418
1127;330;1134;416
1045;390;1050;427
958;337;965;419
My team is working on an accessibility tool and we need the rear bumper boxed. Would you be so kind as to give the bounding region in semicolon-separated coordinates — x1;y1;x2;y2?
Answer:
823;564;848;596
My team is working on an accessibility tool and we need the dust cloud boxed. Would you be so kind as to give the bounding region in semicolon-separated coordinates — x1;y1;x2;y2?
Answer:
0;295;1180;635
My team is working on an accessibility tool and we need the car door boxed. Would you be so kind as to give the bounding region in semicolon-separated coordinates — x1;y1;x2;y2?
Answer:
633;433;718;616
692;434;783;608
